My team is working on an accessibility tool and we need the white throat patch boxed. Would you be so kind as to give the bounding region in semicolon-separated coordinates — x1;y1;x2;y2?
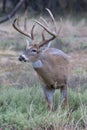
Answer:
32;60;42;68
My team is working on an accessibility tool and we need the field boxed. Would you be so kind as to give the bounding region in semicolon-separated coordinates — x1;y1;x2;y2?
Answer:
0;15;87;130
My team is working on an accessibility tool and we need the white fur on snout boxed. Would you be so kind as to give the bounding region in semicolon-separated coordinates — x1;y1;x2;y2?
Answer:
22;54;29;61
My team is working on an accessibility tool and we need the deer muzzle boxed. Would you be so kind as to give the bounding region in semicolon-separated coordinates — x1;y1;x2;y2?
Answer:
18;55;26;62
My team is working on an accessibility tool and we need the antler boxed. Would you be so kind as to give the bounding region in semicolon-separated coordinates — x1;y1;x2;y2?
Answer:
13;8;61;47
13;18;35;40
34;8;58;47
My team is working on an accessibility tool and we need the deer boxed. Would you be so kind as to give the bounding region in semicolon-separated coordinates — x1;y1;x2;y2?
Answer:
13;8;70;111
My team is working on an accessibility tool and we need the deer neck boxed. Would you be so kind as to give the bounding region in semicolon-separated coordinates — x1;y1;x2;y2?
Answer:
32;60;43;68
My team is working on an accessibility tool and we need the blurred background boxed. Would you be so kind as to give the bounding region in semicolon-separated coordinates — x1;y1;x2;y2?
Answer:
0;0;87;15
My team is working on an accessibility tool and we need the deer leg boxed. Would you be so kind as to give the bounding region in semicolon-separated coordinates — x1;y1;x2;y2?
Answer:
42;85;55;111
60;85;69;111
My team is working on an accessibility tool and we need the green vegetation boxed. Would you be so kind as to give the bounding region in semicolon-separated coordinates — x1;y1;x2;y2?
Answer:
0;85;87;130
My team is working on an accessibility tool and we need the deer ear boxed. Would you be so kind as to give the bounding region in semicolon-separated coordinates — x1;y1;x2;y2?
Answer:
26;39;30;49
47;42;51;48
40;42;51;51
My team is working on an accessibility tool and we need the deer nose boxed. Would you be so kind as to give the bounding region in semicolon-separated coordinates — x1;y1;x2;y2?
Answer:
18;55;26;62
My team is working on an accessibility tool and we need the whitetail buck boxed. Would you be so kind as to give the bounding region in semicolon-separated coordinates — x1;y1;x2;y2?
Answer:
13;8;70;111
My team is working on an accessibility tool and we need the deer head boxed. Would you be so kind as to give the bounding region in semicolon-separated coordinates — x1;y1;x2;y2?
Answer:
13;8;59;63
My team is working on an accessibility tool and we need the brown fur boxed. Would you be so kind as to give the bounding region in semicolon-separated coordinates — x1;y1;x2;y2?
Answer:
19;46;70;111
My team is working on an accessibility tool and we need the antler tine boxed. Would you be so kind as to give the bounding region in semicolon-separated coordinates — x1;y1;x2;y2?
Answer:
24;13;27;31
46;8;57;33
24;8;29;31
34;20;56;37
46;8;55;22
13;18;35;40
16;16;19;26
40;17;48;27
31;24;36;40
57;18;63;35
41;29;45;41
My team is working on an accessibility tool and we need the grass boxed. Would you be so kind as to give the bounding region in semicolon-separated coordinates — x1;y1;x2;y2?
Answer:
0;36;26;51
0;85;87;130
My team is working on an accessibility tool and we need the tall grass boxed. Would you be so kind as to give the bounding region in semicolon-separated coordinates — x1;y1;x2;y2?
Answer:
0;85;87;130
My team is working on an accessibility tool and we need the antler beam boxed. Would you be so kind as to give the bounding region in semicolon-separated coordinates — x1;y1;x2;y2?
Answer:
13;18;35;40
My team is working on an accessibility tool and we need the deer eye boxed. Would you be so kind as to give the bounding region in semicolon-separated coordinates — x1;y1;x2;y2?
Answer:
31;49;37;53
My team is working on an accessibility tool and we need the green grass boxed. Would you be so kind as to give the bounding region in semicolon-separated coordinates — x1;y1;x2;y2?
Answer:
0;85;87;130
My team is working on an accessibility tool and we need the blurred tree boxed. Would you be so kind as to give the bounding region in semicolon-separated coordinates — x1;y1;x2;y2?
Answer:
0;0;87;24
2;0;7;13
0;0;25;23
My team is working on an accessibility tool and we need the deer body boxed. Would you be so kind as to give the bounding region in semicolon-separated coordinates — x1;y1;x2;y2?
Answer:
13;8;70;111
19;46;69;110
33;48;69;89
